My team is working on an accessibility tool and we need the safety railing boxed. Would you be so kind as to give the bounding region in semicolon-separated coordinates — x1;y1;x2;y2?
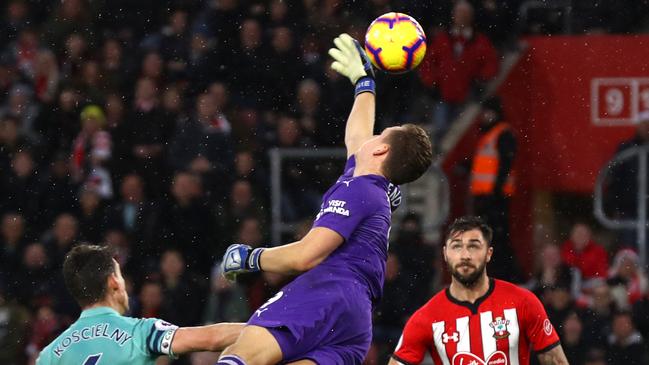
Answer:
269;148;450;245
594;145;648;267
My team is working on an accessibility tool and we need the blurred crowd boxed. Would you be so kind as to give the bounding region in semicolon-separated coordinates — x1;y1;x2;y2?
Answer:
1;0;649;365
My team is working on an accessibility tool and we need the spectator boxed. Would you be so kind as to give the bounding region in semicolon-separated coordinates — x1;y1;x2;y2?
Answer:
607;311;645;365
234;216;265;249
0;284;30;365
59;33;88;81
0;213;27;290
104;92;131;183
103;230;133;276
470;97;520;282
527;243;575;297
0;115;30;170
70;104;113;199
42;213;78;268
561;311;588;365
273;115;320;221
266;26;301;109
1;150;43;226
561;222;610;285
391;213;436;307
418;0;498;142
202;261;250;324
228;18;267;105
4;28;39;80
100;38;133;94
159;9;191;76
139;52;165;86
31;49;59;104
370;253;414;364
294;78;338;146
25;305;60;364
0;83;40;144
168;91;234;183
132;280;163;319
221;180;265;240
583;348;607;365
234;150;267;194
37;87;80;158
126;77;169;199
231;106;263;153
104;173;157;265
159;249;205;327
0;0;31;48
186;32;221;96
160;85;185;139
581;282;616;347
13;242;60;309
77;59;104;104
543;281;575;334
608;249;648;308
76;185;105;244
42;0;95;52
156;171;217;274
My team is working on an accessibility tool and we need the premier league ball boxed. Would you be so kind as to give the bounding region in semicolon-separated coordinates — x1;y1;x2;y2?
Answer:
364;12;427;73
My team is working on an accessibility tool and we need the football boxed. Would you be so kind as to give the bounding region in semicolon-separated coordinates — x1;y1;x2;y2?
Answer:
364;12;427;73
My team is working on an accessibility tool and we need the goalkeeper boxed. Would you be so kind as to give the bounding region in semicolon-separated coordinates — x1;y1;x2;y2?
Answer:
215;33;433;365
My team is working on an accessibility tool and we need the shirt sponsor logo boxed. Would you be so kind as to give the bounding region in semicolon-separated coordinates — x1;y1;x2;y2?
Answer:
543;319;553;336
452;351;508;365
316;200;350;220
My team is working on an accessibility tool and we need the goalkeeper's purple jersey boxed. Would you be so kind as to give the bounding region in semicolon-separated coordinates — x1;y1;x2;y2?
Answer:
311;155;391;302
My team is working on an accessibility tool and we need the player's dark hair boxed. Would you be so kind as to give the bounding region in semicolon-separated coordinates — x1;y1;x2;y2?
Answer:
63;244;116;307
382;124;433;185
445;216;493;245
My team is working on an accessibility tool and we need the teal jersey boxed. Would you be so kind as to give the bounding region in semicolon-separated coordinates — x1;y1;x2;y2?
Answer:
36;307;178;365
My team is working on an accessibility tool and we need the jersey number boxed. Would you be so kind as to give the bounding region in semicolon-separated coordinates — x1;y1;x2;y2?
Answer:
82;353;102;365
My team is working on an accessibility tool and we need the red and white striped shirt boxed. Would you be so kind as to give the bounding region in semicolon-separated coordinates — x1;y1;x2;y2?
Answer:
392;279;560;365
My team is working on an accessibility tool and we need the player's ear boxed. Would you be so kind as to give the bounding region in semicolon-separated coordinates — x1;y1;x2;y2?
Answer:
486;246;493;263
442;245;448;262
107;273;119;291
372;143;389;156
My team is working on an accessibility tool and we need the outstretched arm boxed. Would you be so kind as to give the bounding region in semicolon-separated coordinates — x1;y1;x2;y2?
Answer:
171;323;245;354
329;33;377;157
537;345;570;365
258;227;344;274
222;227;344;279
344;92;375;157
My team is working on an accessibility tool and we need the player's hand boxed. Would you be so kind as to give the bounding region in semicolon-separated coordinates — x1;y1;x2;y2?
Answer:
221;244;265;281
328;33;375;85
388;183;402;212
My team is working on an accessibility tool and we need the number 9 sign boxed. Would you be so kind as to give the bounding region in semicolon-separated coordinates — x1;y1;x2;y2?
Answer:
591;78;638;125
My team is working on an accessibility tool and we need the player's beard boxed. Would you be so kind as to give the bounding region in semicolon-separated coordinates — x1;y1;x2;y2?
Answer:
449;260;487;288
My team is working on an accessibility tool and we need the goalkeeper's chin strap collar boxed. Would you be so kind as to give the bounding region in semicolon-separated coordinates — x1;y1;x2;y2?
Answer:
354;76;376;96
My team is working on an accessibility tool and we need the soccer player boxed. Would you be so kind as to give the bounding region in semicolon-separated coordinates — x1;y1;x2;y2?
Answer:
36;244;244;365
390;216;569;365
217;33;434;365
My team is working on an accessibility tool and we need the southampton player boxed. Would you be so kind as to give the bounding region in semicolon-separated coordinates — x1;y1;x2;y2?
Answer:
217;33;434;365
36;245;244;365
390;216;569;365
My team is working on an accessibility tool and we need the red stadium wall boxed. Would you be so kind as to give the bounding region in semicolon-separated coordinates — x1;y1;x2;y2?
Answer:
444;35;649;275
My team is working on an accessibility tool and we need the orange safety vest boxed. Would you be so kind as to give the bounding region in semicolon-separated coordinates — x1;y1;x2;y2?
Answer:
470;122;515;196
